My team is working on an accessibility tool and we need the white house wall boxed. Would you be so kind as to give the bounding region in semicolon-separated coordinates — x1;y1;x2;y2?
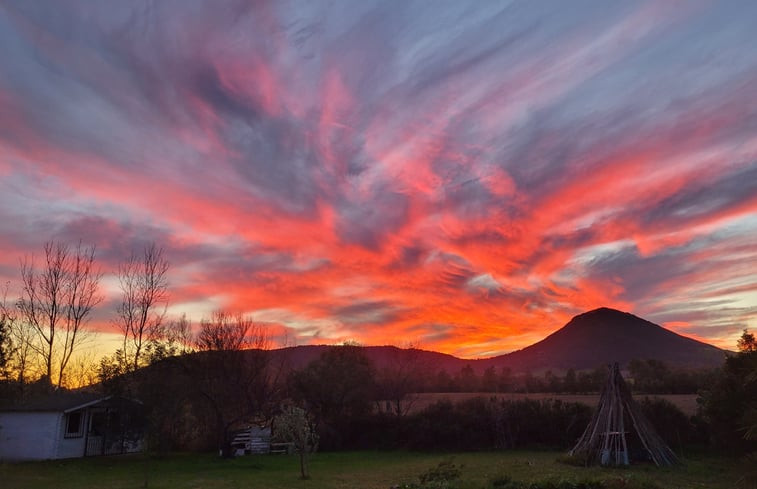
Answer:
55;410;87;459
0;412;60;461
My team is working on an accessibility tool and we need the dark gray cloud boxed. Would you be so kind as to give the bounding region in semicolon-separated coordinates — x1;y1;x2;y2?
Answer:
335;184;410;250
1;0;756;354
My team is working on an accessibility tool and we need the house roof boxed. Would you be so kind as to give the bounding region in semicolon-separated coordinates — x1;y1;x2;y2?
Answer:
0;391;111;413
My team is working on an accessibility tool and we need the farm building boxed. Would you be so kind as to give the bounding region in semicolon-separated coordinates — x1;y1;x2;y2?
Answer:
0;392;144;461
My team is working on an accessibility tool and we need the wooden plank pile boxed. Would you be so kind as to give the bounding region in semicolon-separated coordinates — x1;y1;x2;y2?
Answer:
569;363;679;466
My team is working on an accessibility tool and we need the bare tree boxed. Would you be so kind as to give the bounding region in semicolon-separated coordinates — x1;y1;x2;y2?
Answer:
3;287;36;383
164;313;194;355
192;311;274;456
115;243;169;371
196;310;267;352
65;350;100;388
57;243;101;387
17;241;102;387
144;313;194;364
377;344;424;417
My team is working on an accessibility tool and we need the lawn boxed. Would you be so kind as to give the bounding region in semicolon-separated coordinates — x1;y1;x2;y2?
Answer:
0;450;749;489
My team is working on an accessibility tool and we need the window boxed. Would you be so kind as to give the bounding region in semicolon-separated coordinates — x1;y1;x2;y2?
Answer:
64;411;84;438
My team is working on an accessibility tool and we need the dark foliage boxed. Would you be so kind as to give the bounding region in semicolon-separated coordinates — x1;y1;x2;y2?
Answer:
288;344;376;450
414;359;711;395
637;396;705;447
484;477;655;489
698;350;757;453
629;359;717;394
322;397;591;451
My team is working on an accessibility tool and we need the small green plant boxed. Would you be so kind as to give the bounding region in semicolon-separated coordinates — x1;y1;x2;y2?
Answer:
413;458;463;489
555;454;590;467
489;474;515;488
487;477;609;489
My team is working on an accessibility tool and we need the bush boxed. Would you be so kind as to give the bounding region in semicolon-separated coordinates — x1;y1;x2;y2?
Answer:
395;459;463;489
399;397;592;452
317;397;593;451
419;458;463;487
484;477;658;489
638;397;704;447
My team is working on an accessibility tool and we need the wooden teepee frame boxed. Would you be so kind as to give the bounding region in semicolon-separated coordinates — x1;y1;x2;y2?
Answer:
569;363;679;466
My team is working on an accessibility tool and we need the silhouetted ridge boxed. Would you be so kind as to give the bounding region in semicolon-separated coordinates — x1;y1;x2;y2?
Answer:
223;308;725;374
490;307;726;371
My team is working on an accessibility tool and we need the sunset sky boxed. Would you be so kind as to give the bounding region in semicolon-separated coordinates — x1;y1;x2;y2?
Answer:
1;1;756;359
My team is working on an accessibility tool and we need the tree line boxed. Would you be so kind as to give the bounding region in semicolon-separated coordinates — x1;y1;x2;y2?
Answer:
89;334;755;459
0;240;178;391
376;360;716;396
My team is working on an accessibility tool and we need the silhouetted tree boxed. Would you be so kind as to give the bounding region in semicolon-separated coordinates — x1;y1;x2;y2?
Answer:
544;370;561;392
629;358;671;393
458;364;479;391
738;329;757;353
4;283;35;383
17;241;102;387
191;311;273;456
115;243;169;372
481;366;498;392
564;368;578;393
376;346;423;416
435;369;454;392
196;310;257;351
290;344;376;448
699;347;757;453
498;367;513;392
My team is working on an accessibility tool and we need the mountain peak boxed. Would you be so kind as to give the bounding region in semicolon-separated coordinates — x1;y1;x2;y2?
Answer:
495;307;725;371
562;307;664;333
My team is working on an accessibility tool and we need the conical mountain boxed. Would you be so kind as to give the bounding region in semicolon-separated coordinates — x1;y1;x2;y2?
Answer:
494;307;726;371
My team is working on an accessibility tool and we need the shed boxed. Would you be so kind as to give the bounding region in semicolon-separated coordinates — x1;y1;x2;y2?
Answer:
0;392;144;461
231;426;272;456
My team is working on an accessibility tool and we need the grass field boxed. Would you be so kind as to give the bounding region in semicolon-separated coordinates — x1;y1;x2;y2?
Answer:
0;450;749;489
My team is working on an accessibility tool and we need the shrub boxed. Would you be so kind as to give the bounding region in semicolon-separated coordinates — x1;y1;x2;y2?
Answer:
395;459;464;489
638;396;702;447
418;458;463;487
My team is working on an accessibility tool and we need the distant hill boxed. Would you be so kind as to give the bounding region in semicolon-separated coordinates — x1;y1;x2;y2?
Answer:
270;344;468;373
272;308;726;373
483;307;727;372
